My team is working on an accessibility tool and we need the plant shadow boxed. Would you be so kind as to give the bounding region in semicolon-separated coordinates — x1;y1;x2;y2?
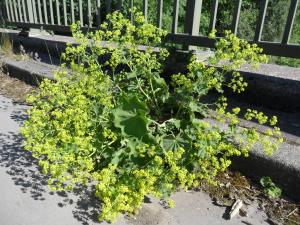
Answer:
0;102;102;225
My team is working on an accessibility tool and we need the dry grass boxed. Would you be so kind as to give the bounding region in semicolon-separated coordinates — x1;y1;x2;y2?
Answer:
0;71;35;103
0;33;29;61
0;33;14;57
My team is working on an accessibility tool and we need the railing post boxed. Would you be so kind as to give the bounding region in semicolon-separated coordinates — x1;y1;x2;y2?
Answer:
184;0;202;50
184;0;202;36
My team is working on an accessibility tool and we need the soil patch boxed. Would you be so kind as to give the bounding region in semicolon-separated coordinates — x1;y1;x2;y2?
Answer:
0;71;35;103
200;171;300;225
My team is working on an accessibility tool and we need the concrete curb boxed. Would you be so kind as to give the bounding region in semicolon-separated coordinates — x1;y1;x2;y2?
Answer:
233;67;300;111
1;29;300;110
1;57;57;85
232;142;300;201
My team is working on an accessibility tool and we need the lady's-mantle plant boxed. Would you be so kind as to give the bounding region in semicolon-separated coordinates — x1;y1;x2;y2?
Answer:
21;11;283;222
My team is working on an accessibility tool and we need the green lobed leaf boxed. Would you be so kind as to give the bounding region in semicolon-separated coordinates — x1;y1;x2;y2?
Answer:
265;186;282;198
260;176;273;187
260;176;282;198
113;95;149;139
188;101;208;116
161;133;188;151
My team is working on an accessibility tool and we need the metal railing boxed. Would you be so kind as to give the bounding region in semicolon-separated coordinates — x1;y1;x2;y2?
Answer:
0;0;299;58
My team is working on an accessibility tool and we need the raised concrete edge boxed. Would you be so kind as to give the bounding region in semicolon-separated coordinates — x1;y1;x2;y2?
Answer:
0;57;57;85
232;142;300;201
1;29;300;111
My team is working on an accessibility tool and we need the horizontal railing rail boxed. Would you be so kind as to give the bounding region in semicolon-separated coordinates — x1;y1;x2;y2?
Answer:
0;0;299;58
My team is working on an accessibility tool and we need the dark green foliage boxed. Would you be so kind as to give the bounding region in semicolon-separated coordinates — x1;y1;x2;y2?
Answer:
260;176;282;198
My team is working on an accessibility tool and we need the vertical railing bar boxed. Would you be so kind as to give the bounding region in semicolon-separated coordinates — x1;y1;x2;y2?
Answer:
157;0;163;28
13;0;20;22
0;1;4;23
117;0;123;11
2;1;6;22
22;0;27;22
106;0;112;15
71;0;75;24
254;0;269;42
130;0;133;23
9;0;15;22
26;0;34;23
8;0;13;22
32;0;38;23
0;1;2;20
37;0;43;23
208;0;218;33
56;0;61;25
1;0;5;22
43;0;48;24
2;1;6;21
2;0;7;22
2;4;6;24
4;0;9;22
63;0;67;25
0;1;4;20
5;0;11;21
1;4;5;23
143;0;148;22
49;0;54;24
96;0;101;26
171;0;179;33
17;0;23;22
88;0;92;26
11;0;16;22
282;0;299;44
15;0;20;21
79;0;83;26
231;0;242;35
1;1;5;23
0;2;3;23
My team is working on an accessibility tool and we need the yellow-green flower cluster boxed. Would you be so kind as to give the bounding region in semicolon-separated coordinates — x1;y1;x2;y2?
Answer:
21;10;282;224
